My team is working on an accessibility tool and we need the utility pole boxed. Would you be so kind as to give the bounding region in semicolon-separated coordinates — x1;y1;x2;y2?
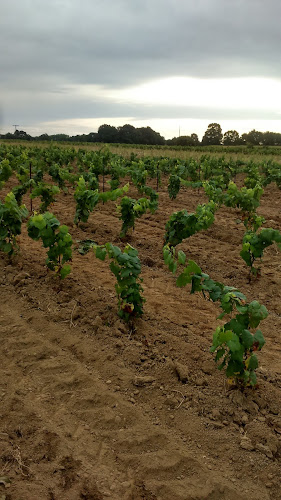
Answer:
13;125;19;132
179;125;181;137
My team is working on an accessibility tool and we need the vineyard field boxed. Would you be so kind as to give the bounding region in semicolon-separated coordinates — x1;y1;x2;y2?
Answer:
0;144;281;500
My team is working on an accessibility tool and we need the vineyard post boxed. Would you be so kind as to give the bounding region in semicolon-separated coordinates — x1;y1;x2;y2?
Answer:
197;163;201;194
29;162;33;212
102;163;105;204
156;163;159;191
198;163;201;181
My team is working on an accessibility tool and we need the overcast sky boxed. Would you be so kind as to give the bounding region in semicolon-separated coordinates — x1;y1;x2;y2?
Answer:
1;0;281;139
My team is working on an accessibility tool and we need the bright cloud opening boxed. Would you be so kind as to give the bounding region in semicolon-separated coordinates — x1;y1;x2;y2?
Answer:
70;76;281;113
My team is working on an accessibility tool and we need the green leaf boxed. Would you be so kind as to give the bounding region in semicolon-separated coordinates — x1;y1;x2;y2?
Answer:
248;301;268;328
163;254;171;267
226;359;243;377
186;260;202;275
227;334;241;352
95;246;107;261
177;250;186;265
219;329;235;344
169;260;177;274
110;261;120;277
215;348;225;361
241;329;254;349
120;268;132;278
253;329;265;349
2;242;12;253
176;271;190;288
163;247;171;263
60;265;71;279
248;354;258;370
249;371;257;386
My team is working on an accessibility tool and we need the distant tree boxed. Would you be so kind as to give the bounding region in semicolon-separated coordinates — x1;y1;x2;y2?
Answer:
202;123;223;145
49;133;70;141
166;133;199;146
176;136;192;146
97;124;118;143
222;130;241;146
190;133;199;145
37;133;50;141
8;123;281;148
117;124;137;144
262;131;274;146
136;127;165;145
165;138;175;146
69;134;88;142
86;132;98;142
241;129;263;146
2;132;14;139
262;131;281;146
14;129;32;140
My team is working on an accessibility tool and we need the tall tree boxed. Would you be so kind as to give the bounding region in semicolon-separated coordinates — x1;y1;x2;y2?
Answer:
191;133;199;145
241;129;263;146
97;124;118;143
14;130;32;140
222;130;241;145
117;124;137;144
136;127;165;145
202;123;223;145
263;131;281;146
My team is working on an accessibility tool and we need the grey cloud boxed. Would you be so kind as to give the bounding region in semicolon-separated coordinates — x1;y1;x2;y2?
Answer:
1;0;281;87
4;93;280;127
1;0;281;133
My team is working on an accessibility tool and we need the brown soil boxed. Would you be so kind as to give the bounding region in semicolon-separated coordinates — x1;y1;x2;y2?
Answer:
0;176;281;500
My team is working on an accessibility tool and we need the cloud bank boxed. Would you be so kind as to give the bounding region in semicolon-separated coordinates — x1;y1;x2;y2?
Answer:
1;0;281;138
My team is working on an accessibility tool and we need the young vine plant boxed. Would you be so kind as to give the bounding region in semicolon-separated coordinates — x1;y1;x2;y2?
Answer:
163;246;268;387
118;192;158;238
164;201;216;247
0;159;13;188
74;176;99;225
0;192;28;256
31;182;60;213
28;212;72;278
224;182;264;230
93;242;145;322
168;174;181;200
74;176;129;225
240;228;281;278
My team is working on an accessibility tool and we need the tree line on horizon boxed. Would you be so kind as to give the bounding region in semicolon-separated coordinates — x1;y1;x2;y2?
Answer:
2;122;281;147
